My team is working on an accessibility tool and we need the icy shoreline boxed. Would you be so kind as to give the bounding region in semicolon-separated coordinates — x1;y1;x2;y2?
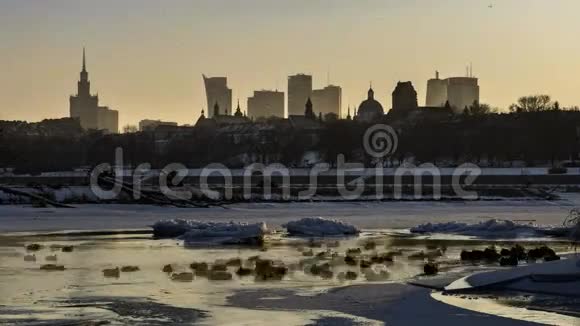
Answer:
1;199;578;234
410;219;572;238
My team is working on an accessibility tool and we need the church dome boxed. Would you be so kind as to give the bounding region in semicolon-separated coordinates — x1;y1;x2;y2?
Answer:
357;88;384;122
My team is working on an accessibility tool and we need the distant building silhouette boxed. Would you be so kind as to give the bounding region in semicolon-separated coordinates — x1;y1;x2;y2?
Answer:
0;118;82;137
214;101;221;117
247;90;284;119
304;97;316;120
69;48;118;133
234;100;244;117
426;71;479;114
392;81;418;112
356;87;384;122
203;75;232;118
139;119;178;132
195;105;250;130
426;71;447;108
288;74;312;117
312;85;342;118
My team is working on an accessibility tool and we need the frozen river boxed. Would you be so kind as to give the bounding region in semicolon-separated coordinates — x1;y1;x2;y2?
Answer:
0;200;578;325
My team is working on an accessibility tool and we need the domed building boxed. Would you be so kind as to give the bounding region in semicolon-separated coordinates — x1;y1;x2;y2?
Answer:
356;87;384;122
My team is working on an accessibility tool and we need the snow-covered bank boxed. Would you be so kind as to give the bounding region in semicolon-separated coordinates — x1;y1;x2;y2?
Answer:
152;219;268;245
410;219;571;238
445;255;580;295
0;186;99;204
283;217;359;236
1;199;578;233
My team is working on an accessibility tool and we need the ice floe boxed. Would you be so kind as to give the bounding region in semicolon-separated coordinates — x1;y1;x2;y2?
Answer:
152;219;268;245
283;217;359;237
410;219;570;238
445;255;580;296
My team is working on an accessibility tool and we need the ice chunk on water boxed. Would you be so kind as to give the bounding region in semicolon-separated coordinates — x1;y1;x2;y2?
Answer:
152;219;268;245
410;219;561;238
283;217;359;237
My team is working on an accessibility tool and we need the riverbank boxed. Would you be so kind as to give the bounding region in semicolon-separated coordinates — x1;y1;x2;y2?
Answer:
1;197;578;233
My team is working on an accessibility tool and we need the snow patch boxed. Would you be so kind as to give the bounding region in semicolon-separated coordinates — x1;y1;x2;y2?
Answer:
283;217;359;237
410;219;563;238
152;219;268;245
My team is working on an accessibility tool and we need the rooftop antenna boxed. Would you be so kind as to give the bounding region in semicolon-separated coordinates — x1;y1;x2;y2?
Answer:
470;62;473;77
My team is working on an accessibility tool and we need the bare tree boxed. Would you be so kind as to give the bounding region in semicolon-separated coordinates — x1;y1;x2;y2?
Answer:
509;95;552;113
123;124;138;134
466;101;497;115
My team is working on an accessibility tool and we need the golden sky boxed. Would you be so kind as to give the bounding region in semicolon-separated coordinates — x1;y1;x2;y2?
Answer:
1;0;579;127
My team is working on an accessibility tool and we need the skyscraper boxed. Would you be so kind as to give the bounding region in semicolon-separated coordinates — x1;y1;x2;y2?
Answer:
426;71;448;108
426;71;480;113
202;75;232;118
287;74;312;117
69;48;118;133
311;85;342;118
247;90;285;119
446;77;480;112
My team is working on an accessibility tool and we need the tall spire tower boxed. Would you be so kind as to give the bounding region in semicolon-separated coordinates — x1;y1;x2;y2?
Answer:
70;47;118;133
78;47;90;96
82;47;86;72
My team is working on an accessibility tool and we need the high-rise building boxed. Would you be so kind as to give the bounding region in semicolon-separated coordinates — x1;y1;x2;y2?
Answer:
287;74;312;117
69;48;118;133
247;90;285;119
203;75;232;118
426;71;479;113
311;85;342;118
446;77;480;112
426;71;448;108
392;81;418;112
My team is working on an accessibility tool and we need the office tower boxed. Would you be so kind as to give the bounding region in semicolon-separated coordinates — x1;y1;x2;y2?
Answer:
203;74;232;117
426;71;479;113
287;74;312;117
247;90;285;119
311;85;342;118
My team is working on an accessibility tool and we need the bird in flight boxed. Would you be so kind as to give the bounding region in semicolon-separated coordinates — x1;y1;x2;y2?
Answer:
488;4;493;8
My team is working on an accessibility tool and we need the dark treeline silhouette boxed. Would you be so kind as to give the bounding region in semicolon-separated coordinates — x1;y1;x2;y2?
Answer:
2;96;580;174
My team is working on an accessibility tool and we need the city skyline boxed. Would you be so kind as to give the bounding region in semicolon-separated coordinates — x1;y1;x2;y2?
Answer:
1;0;579;127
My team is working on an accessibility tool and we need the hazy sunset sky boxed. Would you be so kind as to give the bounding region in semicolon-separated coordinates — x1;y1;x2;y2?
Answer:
1;0;579;127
